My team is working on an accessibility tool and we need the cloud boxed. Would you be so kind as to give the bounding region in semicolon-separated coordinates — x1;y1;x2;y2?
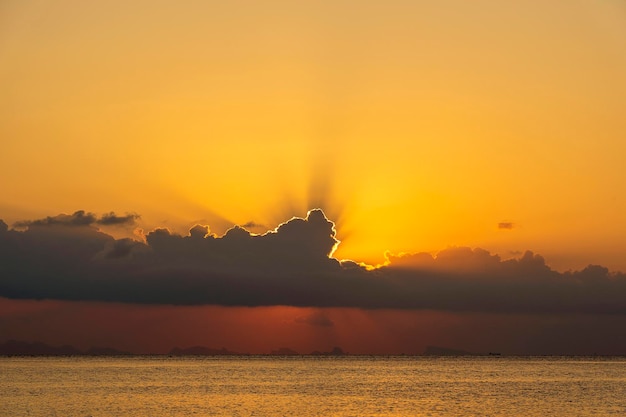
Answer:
98;212;140;226
13;210;97;227
498;222;514;230
13;210;139;228
1;209;626;314
241;221;266;230
295;311;334;327
98;238;145;260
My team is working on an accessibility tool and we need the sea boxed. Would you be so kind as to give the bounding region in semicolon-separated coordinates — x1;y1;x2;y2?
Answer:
1;356;625;416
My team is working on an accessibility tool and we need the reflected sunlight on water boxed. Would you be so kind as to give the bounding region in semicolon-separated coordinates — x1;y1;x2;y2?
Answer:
1;356;625;416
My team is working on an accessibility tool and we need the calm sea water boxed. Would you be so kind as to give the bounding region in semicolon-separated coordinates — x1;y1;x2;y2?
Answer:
1;356;625;416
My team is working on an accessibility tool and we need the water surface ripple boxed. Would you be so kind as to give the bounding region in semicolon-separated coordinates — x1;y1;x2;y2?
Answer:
1;356;625;416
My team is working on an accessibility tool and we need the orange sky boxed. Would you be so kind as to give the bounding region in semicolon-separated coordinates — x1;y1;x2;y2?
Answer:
1;2;626;355
2;1;626;271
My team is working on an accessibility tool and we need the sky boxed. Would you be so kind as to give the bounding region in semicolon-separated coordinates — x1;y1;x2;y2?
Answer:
1;1;626;355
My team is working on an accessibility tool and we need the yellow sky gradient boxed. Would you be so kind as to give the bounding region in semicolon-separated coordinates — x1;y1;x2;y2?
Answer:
1;0;625;271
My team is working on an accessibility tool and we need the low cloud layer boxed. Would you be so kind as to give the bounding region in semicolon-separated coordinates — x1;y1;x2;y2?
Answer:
1;210;625;314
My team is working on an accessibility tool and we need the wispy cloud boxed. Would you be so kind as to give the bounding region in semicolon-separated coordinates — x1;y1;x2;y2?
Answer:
295;311;334;327
13;210;139;228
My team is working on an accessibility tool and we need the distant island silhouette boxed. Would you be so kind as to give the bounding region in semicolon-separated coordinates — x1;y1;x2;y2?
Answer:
0;340;509;357
169;346;241;355
422;346;477;356
0;340;131;356
0;340;353;356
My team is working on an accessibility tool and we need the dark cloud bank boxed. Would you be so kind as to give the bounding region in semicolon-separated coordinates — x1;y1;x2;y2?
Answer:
1;210;625;314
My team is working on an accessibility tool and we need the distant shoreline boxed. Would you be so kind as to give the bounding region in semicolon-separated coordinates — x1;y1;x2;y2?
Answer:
2;340;624;357
3;354;626;358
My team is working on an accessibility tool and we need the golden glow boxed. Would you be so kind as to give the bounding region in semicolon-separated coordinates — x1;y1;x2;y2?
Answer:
1;1;626;270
